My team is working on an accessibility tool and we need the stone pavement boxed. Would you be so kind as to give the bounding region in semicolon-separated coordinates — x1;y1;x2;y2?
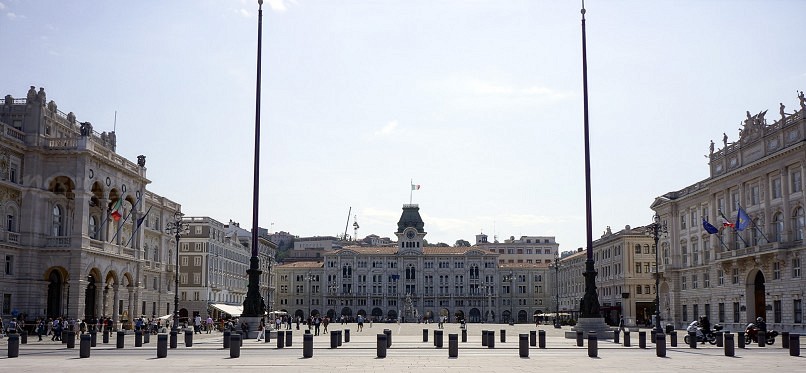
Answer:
1;323;803;372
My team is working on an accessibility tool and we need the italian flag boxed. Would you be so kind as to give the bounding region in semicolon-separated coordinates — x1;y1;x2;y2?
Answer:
111;199;123;221
411;184;421;190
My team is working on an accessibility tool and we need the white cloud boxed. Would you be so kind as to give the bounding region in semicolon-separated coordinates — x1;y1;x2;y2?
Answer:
0;2;6;11
420;75;573;111
373;120;399;137
266;0;294;12
238;8;251;18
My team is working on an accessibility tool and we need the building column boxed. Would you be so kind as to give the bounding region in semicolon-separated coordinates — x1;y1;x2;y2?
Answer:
99;199;109;242
128;286;135;320
102;285;109;318
112;284;120;329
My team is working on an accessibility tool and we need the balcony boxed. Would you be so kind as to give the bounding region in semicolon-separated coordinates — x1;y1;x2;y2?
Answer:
4;231;19;244
46;237;71;247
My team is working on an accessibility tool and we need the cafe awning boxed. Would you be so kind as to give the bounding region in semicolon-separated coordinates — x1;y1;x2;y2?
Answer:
209;303;243;317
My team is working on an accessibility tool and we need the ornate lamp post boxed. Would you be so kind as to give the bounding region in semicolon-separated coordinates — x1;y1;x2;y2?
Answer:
504;271;514;324
645;213;667;334
165;211;189;330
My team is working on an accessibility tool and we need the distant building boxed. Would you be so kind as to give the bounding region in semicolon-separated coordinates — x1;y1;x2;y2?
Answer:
475;233;559;265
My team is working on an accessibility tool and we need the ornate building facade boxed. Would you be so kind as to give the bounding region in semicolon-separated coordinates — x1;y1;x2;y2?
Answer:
0;87;182;326
652;92;806;331
275;204;554;323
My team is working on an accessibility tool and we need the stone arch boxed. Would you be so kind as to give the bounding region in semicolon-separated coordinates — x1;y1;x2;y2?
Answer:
745;268;766;323
85;269;102;319
47;175;76;198
44;266;69;318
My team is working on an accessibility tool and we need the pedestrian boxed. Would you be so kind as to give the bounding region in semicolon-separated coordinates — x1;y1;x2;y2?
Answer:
357;314;364;332
618;316;625;332
323;317;329;333
314;316;321;336
256;320;265;341
37;319;46;341
206;316;214;334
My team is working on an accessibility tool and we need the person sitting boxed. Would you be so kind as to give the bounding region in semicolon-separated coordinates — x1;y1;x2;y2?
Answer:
698;316;711;341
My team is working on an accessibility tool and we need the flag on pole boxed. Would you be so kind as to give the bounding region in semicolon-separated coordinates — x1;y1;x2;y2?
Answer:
736;206;751;231
719;211;734;228
411;184;421;190
702;218;719;234
110;199;123;221
126;206;152;247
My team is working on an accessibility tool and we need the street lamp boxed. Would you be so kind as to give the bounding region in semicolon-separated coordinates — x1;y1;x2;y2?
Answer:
645;213;668;335
554;256;560;327
165;211;189;331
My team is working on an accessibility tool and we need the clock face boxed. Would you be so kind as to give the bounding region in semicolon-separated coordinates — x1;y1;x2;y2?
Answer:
406;230;416;239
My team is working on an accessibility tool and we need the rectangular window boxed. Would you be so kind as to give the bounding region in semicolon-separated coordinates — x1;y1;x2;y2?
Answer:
692;274;698;289
637;285;643;294
635;263;641;273
795;300;803;324
704;273;710;288
681;276;687;290
704;304;711;321
772;178;782;199
793;170;803;193
774;262;781;280
733;302;740;323
718;303;725;323
691;210;697;226
181;257;188;266
732;268;739;284
774;300;782;323
680;215;687;229
794;258;802;278
2;294;10;314
193;273;200;284
193;257;201;266
4;255;12;275
750;185;760;205
693;304;699;320
718;270;724;286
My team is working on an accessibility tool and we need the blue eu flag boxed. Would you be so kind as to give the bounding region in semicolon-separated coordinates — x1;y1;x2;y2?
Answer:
702;218;719;234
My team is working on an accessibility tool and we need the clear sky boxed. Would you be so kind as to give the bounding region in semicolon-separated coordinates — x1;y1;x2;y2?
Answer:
2;0;805;250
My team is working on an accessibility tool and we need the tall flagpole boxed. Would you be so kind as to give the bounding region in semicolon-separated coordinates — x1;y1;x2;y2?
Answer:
579;0;601;319
409;179;413;204
243;0;266;322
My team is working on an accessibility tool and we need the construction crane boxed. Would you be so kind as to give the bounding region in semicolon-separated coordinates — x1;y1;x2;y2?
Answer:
343;207;351;241
352;215;359;242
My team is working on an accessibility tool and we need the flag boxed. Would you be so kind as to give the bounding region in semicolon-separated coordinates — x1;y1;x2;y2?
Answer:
411;184;421;190
110;199;123;221
736;206;751;231
126;206;152;246
702;218;719;234
719;211;734;228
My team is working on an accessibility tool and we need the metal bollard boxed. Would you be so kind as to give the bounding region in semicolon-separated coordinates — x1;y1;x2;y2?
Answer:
330;330;338;348
461;328;467;343
789;333;800;357
265;329;271;343
66;331;76;348
229;333;241;358
738;331;745;348
670;331;677;347
383;329;391;348
135;330;143;347
8;333;20;358
500;329;506;343
185;330;193;347
488;330;495;348
539;330;546;348
758;330;766;347
724;332;735;357
519;333;529;358
90;330;98;347
80;334;91;358
344;329;350;343
614;329;620;344
782;331;790;349
651;330;656;344
169;330;177;349
435;330;443;348
639;331;647;349
576;330;583;347
624;331;631;347
103;330;110;344
377;334;387;358
143;331;150;344
423;329;428;342
449;333;458;358
656;332;666;357
688;331;697;349
277;331;285;348
337;330;343;346
530;330;537;347
482;330;488;346
21;331;28;344
588;331;598;358
303;333;313;358
157;333;168;358
286;330;292;347
716;331;723;347
223;330;231;349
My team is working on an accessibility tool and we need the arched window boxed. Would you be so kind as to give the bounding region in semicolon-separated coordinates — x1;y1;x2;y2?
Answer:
794;207;805;241
52;205;63;236
88;215;98;239
773;212;784;242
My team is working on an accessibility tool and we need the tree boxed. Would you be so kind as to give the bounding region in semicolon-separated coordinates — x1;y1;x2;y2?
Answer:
454;239;471;247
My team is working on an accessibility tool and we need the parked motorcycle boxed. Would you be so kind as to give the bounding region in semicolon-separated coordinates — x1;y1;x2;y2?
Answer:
684;323;723;345
745;325;779;345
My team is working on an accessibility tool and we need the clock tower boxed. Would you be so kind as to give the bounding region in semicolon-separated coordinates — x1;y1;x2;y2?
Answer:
395;204;426;254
